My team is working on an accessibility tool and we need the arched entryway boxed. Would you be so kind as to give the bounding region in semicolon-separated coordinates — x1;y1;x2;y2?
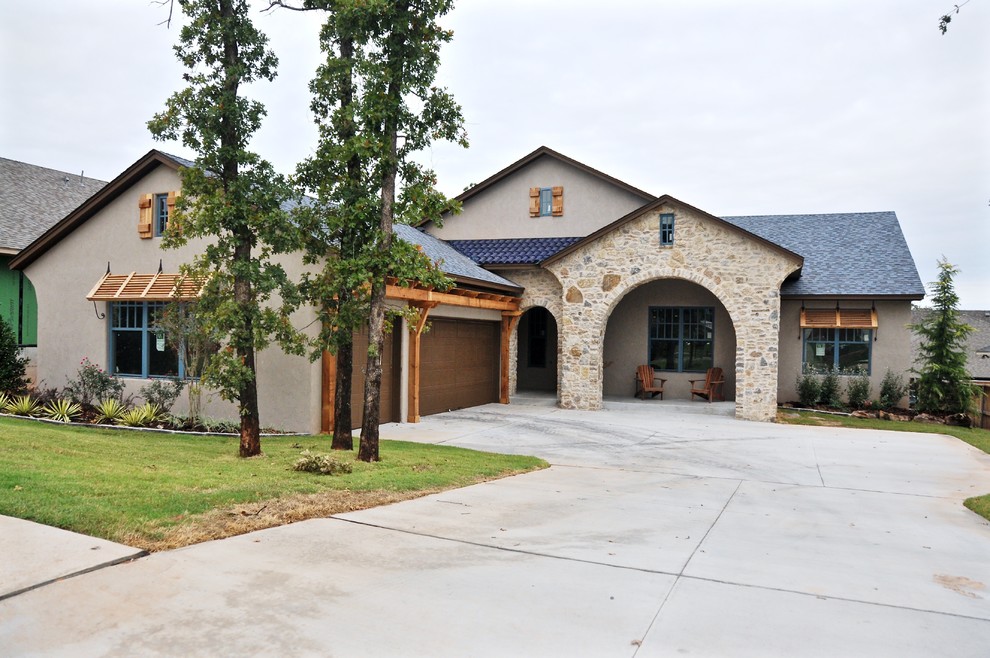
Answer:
516;306;558;393
603;278;736;400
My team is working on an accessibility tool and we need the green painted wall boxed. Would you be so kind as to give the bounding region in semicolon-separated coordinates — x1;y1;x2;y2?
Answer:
0;255;38;346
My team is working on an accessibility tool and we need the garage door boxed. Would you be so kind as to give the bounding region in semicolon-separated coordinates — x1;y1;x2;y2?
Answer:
347;325;400;429
420;318;499;416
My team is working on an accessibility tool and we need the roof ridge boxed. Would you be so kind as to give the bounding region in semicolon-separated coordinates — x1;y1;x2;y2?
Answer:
0;156;109;184
723;211;894;219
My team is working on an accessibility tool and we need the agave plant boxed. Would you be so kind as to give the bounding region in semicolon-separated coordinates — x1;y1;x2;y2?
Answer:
3;395;41;417
94;398;127;425
117;403;164;428
0;392;10;411
43;398;83;423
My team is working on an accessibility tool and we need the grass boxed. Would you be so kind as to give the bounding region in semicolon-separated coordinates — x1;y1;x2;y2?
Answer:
0;417;547;551
778;409;990;521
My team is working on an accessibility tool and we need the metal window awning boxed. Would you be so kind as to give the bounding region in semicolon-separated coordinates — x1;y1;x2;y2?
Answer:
800;308;878;329
86;272;202;302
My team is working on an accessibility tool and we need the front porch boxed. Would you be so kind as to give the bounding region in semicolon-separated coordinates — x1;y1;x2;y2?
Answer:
511;390;735;417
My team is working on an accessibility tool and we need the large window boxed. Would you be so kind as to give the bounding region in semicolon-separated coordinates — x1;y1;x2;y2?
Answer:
111;301;181;378
803;328;872;375
649;307;714;372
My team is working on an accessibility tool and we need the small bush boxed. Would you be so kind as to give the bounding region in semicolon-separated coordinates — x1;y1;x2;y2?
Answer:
65;358;124;406
818;371;841;407
94;398;128;424
201;418;240;434
117;403;163;428
43;398;83;423
879;370;908;409
4;394;40;417
293;450;353;476
797;373;821;407
140;379;184;413
845;375;871;409
0;316;29;395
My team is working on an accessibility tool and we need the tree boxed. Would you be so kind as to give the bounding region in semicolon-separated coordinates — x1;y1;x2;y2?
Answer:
939;0;972;34
0;317;29;395
911;259;978;415
159;300;217;423
149;0;301;457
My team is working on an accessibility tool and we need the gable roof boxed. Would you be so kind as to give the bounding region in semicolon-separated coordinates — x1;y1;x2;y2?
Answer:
10;150;187;271
541;195;804;267
0;157;107;254
447;237;584;266
392;224;521;293
417;146;656;229
723;212;925;299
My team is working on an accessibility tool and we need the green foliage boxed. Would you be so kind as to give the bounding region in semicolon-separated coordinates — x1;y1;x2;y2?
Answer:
43;399;82;423
292;450;354;476
879;370;909;410
94;398;128;425
818;371;841;407
796;373;821;407
0;317;29;395
845;375;872;409
139;379;185;413
65;358;124;406
200;417;242;434
117;403;164;428
4;395;40;417
911;260;977;415
149;0;304;456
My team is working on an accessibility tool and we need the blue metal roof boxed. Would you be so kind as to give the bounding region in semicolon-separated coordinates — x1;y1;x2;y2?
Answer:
446;237;584;265
722;212;924;298
392;225;522;291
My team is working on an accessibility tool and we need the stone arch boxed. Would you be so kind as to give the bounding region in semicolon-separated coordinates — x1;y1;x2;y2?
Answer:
504;269;563;398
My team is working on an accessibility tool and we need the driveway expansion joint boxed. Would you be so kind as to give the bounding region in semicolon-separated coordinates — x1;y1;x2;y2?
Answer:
0;550;148;603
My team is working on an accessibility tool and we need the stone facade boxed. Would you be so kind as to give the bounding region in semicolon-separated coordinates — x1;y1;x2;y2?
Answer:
541;202;802;422
497;268;563;398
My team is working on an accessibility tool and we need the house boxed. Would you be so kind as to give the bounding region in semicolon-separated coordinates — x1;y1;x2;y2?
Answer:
10;146;924;432
0;157;106;381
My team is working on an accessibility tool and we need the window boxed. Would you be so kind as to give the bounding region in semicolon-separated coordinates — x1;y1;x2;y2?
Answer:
154;193;169;236
803;328;872;375
539;188;552;216
110;301;181;378
660;213;675;246
649;307;714;372
529;186;563;217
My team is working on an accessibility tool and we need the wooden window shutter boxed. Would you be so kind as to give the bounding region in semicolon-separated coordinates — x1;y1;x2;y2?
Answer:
551;186;564;216
138;193;153;239
166;191;179;235
529;187;540;217
800;308;878;329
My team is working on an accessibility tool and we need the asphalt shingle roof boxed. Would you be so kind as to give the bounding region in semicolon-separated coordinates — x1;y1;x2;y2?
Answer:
392;225;521;290
0;157;107;251
446;237;584;265
722;212;925;298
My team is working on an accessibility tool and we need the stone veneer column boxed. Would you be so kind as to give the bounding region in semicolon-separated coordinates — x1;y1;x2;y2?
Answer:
502;269;563;398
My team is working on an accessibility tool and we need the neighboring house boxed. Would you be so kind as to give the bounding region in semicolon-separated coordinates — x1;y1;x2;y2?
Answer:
0;157;106;381
11;146;924;432
911;308;990;382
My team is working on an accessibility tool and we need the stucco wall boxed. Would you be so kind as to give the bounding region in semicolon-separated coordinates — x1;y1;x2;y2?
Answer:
777;299;914;406
25;164;322;434
544;202;801;421
426;156;650;240
603;279;737;400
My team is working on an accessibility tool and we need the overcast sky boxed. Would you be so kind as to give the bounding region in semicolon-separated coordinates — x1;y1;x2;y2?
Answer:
2;1;987;307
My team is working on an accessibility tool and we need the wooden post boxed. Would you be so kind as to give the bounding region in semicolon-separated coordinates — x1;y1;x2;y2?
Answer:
500;311;522;404
321;350;336;434
407;302;437;423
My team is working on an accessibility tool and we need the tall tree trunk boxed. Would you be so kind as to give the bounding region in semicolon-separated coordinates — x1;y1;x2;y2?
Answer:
331;333;353;450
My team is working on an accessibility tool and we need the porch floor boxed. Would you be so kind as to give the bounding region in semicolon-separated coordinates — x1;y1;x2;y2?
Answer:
511;390;735;417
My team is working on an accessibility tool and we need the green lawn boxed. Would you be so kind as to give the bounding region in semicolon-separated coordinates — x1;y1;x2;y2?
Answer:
0;417;546;550
778;410;990;520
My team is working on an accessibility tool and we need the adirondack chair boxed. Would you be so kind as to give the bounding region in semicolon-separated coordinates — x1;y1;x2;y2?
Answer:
689;367;725;402
636;365;666;400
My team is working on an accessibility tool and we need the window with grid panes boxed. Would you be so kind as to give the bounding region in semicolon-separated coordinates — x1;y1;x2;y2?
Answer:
648;307;714;372
802;328;872;374
111;301;181;378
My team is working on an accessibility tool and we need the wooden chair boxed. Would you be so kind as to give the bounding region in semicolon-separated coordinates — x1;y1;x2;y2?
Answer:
689;367;725;402
636;365;666;400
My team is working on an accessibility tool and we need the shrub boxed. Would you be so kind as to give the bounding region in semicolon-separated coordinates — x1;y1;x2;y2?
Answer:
293;450;353;476
43;399;82;423
0;316;29;395
879;370;908;409
65;358;124;406
139;379;185;413
4;394;40;417
201;418;240;434
845;375;871;409
818;371;841;407
797;373;821;407
94;398;128;425
117;403;163;428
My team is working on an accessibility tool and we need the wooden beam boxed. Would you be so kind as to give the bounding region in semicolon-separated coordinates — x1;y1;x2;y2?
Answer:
386;284;520;312
500;311;522;404
321;350;336;434
407;302;437;423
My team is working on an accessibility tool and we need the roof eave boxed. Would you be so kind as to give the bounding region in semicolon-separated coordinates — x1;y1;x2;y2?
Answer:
449;273;523;295
782;293;926;301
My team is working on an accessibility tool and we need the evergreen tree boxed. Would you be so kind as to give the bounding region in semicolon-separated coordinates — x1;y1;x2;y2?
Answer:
911;259;977;415
0;317;29;395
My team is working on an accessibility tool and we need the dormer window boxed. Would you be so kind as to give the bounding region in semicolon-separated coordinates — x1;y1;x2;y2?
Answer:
529;186;564;217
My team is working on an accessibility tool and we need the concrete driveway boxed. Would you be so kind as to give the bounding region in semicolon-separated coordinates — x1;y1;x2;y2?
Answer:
2;399;990;657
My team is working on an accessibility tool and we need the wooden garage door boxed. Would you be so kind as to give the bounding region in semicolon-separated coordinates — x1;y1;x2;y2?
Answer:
347;325;400;429
420;318;499;417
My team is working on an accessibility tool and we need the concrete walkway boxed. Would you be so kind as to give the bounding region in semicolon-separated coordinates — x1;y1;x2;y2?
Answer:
2;402;990;656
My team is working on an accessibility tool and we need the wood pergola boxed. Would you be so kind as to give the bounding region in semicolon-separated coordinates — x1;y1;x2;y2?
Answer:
321;279;522;432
